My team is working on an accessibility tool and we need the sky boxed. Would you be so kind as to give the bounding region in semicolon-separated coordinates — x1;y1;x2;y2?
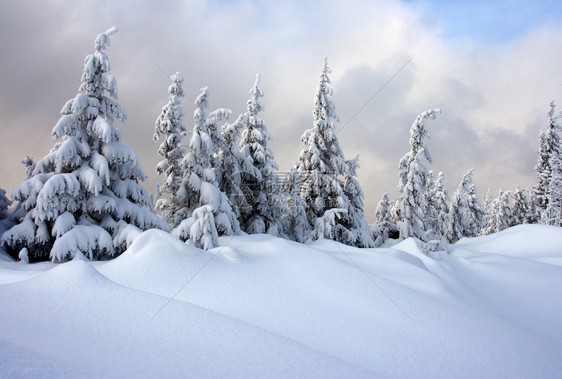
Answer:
0;0;561;220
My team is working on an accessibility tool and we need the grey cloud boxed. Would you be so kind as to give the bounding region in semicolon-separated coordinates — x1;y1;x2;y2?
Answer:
0;0;559;223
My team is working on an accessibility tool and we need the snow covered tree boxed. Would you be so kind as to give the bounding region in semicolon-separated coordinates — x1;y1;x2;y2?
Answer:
395;109;440;242
1;27;168;262
397;149;430;242
0;188;11;220
432;171;450;236
371;192;398;247
153;72;187;227
281;168;311;243
483;189;515;234
534;101;562;219
342;156;374;247
543;153;562;226
511;186;530;225
482;189;502;236
424;170;442;240
444;169;485;242
171;87;239;250
523;188;539;224
497;190;515;231
464;172;486;237
218;113;255;219
294;58;373;247
237;74;288;236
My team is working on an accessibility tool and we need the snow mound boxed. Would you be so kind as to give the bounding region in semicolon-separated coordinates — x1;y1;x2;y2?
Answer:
455;224;562;265
1;226;561;378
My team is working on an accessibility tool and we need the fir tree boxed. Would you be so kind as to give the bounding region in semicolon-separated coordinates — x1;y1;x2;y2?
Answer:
0;188;11;220
238;74;288;236
544;153;562;226
523;188;539;224
294;58;372;247
371;192;398;247
482;189;502;236
281;168;311;243
395;109;440;242
1;27;167;262
171;87;239;249
482;189;514;235
511;186;530;225
444;169;485;242
534;101;562;218
153;72;187;227
464;171;486;237
425;170;441;240
497;190;515;231
218;113;255;219
432;171;450;236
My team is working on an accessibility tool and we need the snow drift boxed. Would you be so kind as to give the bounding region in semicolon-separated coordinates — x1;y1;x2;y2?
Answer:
0;224;561;378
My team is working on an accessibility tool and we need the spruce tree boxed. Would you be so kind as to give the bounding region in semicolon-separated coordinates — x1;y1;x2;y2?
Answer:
482;189;502;236
511;186;530;225
544;153;562;226
371;192;398;247
534;101;562;218
444;169;485;242
281;168;311;243
395;109;440;242
425;170;442;240
171;87;239;249
482;189;515;235
464;171;486;237
218;113;255;219
0;188;11;220
432;171;450;236
1;27;168;262
238;74;288;236
153;72;187;227
496;190;515;232
294;58;372;247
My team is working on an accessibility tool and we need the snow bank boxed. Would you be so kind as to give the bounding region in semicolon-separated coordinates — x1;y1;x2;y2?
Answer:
1;225;561;378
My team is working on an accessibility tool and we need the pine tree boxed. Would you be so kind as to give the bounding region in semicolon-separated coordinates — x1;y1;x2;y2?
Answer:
371;192;398;247
544;153;562;226
397;149;430;241
425;170;441;240
523;188;539;224
482;189;502;235
511;186;529;225
1;27;167;262
218;113;255;219
238;74;288;236
464;171;486;237
432;171;450;236
153;72;187;227
395;109;440;242
444;169;485;242
294;58;372;247
534;101;562;218
482;189;514;235
497;190;515;231
171;87;239;250
281;168;311;243
0;188;11;220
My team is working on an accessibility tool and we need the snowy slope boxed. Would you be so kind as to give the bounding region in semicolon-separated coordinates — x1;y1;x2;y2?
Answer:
1;225;561;378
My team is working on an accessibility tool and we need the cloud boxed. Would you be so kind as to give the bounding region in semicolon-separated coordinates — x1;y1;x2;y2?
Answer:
0;0;561;221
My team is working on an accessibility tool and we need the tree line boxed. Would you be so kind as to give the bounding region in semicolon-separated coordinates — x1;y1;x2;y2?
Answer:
0;28;560;262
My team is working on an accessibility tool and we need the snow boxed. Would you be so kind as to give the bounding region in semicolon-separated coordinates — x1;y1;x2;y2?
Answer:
1;224;561;378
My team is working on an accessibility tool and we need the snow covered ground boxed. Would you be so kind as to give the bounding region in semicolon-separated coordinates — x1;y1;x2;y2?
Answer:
1;224;561;378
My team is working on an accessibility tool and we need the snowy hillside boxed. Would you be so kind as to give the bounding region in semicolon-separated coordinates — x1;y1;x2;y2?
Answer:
1;225;561;378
